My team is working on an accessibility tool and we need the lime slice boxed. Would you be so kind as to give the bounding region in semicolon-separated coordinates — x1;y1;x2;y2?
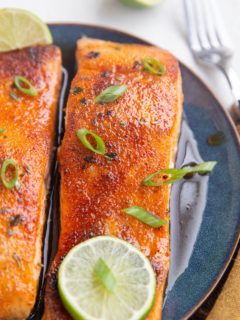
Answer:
119;0;162;8
58;236;156;320
0;8;52;52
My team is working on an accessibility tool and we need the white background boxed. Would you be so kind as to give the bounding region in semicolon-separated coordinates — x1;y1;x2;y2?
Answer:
2;0;240;110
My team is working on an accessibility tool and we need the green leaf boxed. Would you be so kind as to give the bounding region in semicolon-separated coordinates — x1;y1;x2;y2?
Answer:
122;206;167;228
94;258;116;292
95;85;128;104
142;161;217;186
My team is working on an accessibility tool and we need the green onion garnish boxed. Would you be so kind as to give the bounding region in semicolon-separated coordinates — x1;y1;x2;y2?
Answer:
12;253;22;269
9;92;19;101
122;206;167;228
142;161;217;187
14;76;38;96
94;258;116;292
143;57;166;75
95;85;128;104
76;128;106;155
0;128;5;133
1;159;19;189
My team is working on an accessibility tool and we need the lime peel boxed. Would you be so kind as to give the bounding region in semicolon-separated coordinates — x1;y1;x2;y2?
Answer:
119;0;163;8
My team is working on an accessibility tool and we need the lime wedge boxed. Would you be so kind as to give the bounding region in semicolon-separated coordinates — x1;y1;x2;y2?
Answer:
58;236;156;320
119;0;162;8
0;8;52;52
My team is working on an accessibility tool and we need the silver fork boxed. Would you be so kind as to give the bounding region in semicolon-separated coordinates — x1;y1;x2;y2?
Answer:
183;0;240;111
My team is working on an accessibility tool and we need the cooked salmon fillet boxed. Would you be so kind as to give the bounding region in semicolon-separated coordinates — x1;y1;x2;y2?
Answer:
44;38;183;320
0;45;62;319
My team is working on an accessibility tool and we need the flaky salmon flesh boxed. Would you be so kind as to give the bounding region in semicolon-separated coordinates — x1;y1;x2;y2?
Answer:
43;38;183;320
0;46;62;319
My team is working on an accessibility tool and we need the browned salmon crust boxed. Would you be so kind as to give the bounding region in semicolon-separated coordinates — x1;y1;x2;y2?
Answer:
0;45;62;319
44;38;183;320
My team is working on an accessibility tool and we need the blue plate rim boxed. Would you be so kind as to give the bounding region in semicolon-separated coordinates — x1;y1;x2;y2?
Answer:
49;22;240;319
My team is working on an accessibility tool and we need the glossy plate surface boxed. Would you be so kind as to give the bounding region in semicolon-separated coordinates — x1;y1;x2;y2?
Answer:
49;24;240;320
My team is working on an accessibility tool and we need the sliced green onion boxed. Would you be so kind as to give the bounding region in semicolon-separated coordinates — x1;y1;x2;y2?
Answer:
0;128;5;133
76;128;105;155
1;159;19;189
94;258;116;292
12;253;22;269
95;85;128;104
142;161;217;187
143;57;166;75
122;206;167;228
14;76;38;96
9;91;19;101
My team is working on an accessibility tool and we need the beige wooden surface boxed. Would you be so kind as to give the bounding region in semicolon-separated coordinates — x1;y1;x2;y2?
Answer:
207;249;240;320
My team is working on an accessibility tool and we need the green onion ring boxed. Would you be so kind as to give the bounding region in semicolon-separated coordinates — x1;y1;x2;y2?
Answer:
143;57;166;75
76;128;106;155
1;159;19;189
14;76;38;96
142;161;217;186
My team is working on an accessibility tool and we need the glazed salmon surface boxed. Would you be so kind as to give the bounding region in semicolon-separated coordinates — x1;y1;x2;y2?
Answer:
44;38;183;319
0;46;61;319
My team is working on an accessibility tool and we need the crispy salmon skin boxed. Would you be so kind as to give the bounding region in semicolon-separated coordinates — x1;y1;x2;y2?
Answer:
44;38;183;320
0;46;61;319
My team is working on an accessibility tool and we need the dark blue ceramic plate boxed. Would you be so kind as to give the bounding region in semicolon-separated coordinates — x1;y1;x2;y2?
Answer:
49;24;240;320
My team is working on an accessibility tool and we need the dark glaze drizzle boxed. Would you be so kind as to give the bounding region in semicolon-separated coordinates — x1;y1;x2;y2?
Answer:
165;117;209;297
207;131;225;146
28;67;68;320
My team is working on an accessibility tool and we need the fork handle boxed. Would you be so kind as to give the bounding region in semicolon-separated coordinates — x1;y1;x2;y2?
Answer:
218;64;240;113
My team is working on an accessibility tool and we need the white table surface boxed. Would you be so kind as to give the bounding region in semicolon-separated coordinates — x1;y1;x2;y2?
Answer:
2;0;240;110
